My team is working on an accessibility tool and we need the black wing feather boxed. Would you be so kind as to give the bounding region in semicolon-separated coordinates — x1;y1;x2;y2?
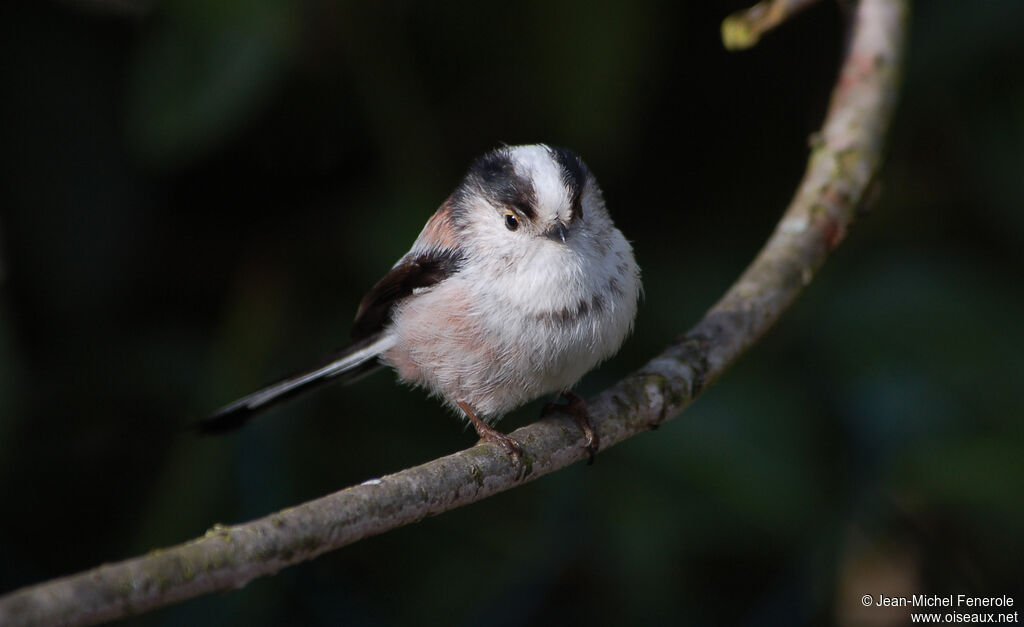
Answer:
351;247;465;340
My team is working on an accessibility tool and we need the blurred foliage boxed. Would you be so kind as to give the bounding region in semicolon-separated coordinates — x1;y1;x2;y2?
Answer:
1;0;1022;625
126;0;297;167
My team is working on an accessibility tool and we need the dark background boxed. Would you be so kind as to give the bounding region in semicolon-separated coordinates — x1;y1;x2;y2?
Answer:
1;0;1021;625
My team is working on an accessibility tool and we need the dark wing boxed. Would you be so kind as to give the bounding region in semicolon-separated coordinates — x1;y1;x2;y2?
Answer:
351;246;465;340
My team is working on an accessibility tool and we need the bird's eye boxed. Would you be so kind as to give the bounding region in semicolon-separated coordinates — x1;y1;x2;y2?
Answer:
504;213;519;231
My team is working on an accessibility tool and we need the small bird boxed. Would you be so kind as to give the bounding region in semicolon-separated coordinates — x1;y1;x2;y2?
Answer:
203;144;641;473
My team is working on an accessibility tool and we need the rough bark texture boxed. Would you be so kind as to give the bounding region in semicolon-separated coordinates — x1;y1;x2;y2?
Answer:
0;1;907;625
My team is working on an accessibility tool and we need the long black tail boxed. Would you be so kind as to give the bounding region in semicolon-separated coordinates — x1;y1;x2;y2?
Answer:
198;334;393;434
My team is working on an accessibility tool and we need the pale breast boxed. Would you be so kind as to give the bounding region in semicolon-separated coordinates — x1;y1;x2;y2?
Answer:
383;227;639;421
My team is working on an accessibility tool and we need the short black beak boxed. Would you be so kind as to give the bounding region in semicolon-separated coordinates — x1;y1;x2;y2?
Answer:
546;222;569;243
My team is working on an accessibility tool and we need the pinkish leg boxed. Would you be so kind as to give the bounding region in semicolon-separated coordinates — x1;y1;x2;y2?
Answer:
457;401;524;478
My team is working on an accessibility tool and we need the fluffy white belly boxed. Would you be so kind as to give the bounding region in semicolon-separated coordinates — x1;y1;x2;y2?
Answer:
383;266;635;421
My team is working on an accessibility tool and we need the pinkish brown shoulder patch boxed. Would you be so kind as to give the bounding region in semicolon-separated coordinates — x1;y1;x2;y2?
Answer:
418;199;462;250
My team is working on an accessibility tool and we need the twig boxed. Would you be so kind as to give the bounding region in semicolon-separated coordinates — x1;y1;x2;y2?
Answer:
0;1;907;625
722;0;823;50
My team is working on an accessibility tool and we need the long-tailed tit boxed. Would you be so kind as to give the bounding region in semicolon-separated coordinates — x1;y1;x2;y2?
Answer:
203;144;641;473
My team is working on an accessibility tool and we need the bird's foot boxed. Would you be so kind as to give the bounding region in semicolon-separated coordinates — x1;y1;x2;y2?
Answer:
542;391;599;464
458;401;525;478
475;425;525;478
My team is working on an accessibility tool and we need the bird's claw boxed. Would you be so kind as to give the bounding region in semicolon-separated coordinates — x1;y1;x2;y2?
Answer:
476;430;525;478
542;391;599;464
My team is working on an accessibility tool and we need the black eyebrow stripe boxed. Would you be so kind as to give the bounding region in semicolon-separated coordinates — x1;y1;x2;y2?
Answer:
465;148;537;219
548;146;587;220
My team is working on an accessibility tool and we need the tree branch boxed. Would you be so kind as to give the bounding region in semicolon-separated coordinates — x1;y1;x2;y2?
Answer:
0;1;907;625
722;0;823;50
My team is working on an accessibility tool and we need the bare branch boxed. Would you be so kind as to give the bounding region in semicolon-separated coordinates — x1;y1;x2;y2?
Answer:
0;1;907;625
722;0;823;50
